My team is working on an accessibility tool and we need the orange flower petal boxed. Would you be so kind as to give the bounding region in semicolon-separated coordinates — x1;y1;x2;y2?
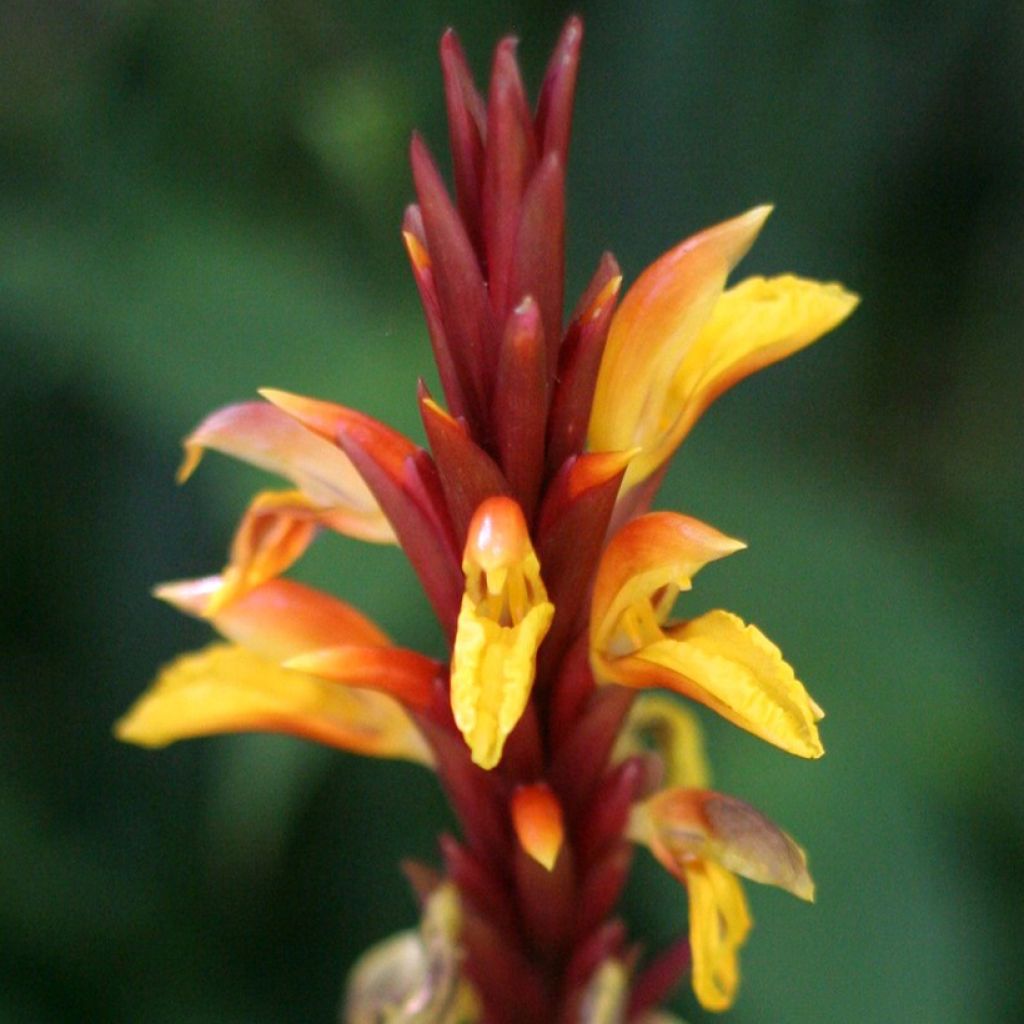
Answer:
590;512;746;657
154;576;390;661
115;643;433;765
179;401;393;543
589;207;771;485
510;782;565;871
205;489;321;614
285;645;440;710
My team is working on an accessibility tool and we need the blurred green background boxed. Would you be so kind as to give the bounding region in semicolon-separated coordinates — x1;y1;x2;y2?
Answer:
3;1;1021;1021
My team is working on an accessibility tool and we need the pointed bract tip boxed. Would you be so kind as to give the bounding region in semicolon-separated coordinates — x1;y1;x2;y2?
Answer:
402;230;431;273
176;443;203;485
511;782;565;871
258;388;339;442
152;576;221;617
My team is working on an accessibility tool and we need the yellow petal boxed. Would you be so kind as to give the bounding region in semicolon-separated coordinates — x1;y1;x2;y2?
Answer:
589;206;771;485
647;274;860;478
115;643;433;766
179;400;394;543
621;609;824;758
450;498;554;769
685;859;752;1012
614;693;710;790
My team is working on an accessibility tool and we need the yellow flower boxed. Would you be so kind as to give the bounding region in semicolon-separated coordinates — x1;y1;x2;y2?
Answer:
622;696;813;1011
589;207;858;493
591;511;825;758
450;497;554;769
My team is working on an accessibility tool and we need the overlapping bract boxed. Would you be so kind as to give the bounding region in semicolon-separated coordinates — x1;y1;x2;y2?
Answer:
118;17;855;1020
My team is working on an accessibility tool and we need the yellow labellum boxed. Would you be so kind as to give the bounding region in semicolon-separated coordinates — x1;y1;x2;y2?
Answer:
592;513;824;758
685;859;752;1012
450;498;554;769
642;611;825;758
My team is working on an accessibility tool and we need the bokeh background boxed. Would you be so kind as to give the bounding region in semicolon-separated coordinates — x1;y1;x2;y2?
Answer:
3;1;1022;1021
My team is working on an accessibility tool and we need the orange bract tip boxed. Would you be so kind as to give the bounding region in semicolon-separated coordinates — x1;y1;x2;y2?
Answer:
258;388;346;442
511;782;565;871
402;230;431;273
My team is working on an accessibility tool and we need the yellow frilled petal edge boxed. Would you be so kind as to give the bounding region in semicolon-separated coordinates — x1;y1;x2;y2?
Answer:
618;609;824;759
685;859;752;1013
115;642;433;766
613;693;710;790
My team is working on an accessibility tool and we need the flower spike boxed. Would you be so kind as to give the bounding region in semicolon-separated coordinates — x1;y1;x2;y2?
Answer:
123;19;854;1021
450;497;554;769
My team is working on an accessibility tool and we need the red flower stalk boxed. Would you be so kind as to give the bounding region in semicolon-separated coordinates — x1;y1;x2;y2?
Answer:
118;18;857;1021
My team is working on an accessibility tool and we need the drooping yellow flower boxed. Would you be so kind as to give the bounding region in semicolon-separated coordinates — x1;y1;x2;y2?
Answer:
450;497;554;769
591;511;824;758
630;786;814;1012
589;207;858;492
622;697;812;1011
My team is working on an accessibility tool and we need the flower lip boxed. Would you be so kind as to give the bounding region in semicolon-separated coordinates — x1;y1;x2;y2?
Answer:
451;497;554;769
